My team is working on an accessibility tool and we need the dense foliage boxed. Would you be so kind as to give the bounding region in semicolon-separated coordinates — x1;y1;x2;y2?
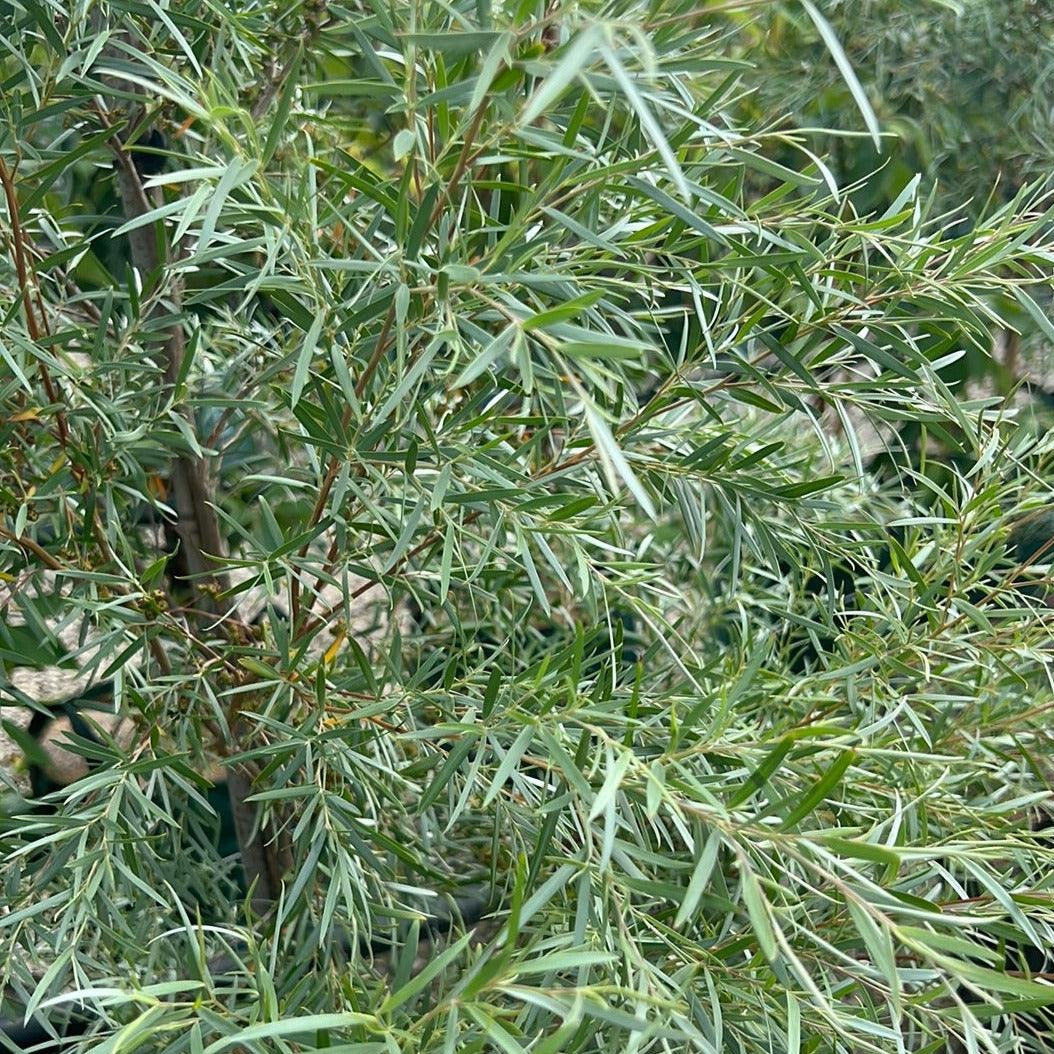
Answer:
1;1;1054;1051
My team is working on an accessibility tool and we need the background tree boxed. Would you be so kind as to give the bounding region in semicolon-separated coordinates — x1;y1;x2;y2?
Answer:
2;1;1054;1052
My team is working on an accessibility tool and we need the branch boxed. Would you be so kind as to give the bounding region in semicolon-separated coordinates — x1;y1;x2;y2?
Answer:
0;524;64;570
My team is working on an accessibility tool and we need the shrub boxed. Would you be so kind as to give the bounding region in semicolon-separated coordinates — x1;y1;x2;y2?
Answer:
2;1;1054;1051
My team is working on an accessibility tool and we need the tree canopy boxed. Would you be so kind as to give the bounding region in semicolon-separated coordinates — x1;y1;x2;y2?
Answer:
2;1;1054;1051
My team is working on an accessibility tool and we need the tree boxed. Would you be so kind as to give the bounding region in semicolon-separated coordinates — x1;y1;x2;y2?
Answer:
2;1;1054;1051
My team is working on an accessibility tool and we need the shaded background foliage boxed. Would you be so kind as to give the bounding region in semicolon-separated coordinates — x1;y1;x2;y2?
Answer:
1;1;1054;1052
743;0;1054;406
753;1;1054;211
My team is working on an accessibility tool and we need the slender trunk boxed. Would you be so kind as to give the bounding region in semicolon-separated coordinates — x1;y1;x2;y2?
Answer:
105;98;287;913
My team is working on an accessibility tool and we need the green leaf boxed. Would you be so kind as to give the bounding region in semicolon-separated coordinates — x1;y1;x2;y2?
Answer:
1013;286;1054;345
740;866;778;962
195;158;258;258
393;129;416;160
675;828;722;927
483;724;536;806
520;27;602;126
468;31;513;114
381;932;473;1013
584;398;656;518
522;291;605;331
778;750;856;831
602;44;691;201
202;1014;378;1052
800;0;882;151
729;738;793;808
453;325;515;387
847;899;901;1017
401;31;504;56
291;310;325;408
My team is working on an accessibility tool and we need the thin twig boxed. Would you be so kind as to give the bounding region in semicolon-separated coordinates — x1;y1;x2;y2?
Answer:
0;157;70;448
289;299;398;626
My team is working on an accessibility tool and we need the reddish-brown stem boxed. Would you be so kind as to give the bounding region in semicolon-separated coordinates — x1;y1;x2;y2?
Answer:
428;100;490;229
0;524;64;570
0;157;70;448
354;297;399;401
289;101;494;635
289;299;398;626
